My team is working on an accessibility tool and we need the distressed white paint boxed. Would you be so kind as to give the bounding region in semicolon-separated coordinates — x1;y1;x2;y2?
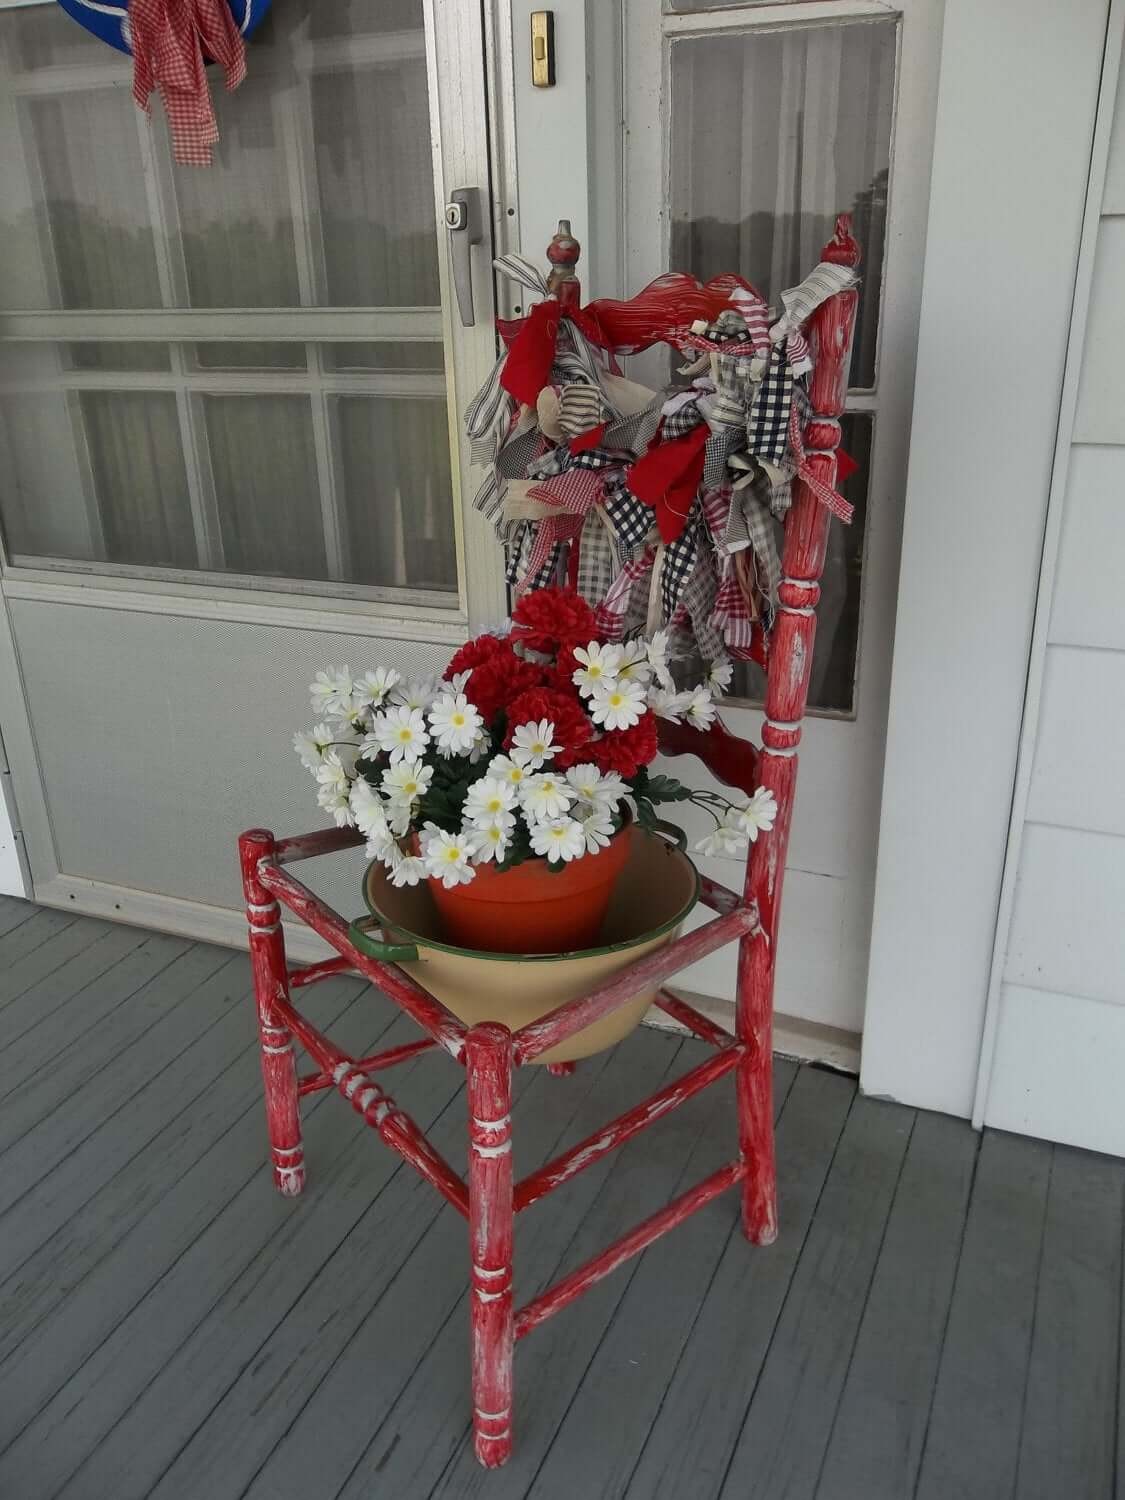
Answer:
862;0;1112;1118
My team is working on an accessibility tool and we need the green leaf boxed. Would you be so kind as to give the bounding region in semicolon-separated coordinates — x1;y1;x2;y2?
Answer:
643;773;694;804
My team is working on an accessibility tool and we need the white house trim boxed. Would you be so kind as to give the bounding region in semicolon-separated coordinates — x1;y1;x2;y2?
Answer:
861;0;1114;1116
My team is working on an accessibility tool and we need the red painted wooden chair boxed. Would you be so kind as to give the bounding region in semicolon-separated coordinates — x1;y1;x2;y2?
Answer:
238;217;858;1468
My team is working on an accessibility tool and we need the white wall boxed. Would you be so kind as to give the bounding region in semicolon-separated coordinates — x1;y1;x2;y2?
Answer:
860;0;1114;1117
977;30;1125;1154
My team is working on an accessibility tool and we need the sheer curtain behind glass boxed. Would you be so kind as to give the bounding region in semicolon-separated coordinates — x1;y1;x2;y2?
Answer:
0;0;458;600
668;17;895;711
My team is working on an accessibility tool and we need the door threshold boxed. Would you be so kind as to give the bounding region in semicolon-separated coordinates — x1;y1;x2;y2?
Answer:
647;987;861;1076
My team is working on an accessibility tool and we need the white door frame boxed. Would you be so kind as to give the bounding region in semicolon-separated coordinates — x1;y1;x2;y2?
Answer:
860;0;1114;1115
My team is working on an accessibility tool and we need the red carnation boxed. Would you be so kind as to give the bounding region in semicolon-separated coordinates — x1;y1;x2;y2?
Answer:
503;687;593;764
444;632;510;680
460;650;544;725
586;716;659;778
511;587;598;653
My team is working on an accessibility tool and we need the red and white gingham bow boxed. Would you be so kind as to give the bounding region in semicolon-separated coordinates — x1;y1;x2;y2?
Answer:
131;0;246;166
787;406;854;524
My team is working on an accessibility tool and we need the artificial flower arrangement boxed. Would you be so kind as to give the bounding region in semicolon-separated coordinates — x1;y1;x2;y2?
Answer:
294;587;776;891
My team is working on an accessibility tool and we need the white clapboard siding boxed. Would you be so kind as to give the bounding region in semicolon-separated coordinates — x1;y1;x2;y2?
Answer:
1049;444;1125;649
988;984;1125;1155
1006;824;1125;1008
1027;647;1125;836
1073;217;1125;443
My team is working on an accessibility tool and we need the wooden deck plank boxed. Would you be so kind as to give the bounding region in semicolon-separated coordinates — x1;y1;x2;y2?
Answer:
813;1110;978;1500
0;993;397;1494
523;1061;800;1500
0;943;235;1204
335;1033;700;1500
56;1013;474;1500
151;1052;620;1500
717;1094;914;1500
0;925;179;1099
0;913;112;1011
914;1131;1053;1500
0;975;365;1364
244;1033;687;1500
623;1065;856;1500
0;897;43;938
390;1054;797;1500
1014;1143;1124;1500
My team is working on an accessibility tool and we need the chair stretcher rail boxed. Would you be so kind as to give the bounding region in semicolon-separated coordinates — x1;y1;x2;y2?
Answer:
289;955;357;988
654;990;733;1047
258;857;468;1060
514;1042;743;1211
513;904;760;1063
297;1036;436;1096
514;1161;745;1339
276;993;468;1217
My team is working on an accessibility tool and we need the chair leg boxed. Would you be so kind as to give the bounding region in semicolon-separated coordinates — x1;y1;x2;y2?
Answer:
736;927;777;1245
239;829;304;1197
467;1022;515;1468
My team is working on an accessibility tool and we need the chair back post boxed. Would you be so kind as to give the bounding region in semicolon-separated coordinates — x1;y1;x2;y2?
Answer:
737;214;860;1244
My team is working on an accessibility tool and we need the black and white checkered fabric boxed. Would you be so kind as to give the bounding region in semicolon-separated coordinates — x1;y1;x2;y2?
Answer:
575;510;619;605
660;401;706;441
746;347;793;465
602;478;656;551
660;516;700;620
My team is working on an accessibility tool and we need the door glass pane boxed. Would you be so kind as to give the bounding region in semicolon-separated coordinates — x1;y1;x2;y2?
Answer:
80;392;197;568
194;344;307;371
669;18;896;387
334;395;456;591
322;343;445;373
203;394;327;581
731;413;873;714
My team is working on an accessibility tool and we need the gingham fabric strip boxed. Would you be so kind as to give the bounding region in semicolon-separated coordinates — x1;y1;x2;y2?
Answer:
131;0;246;167
594;546;656;640
575;509;618;605
602;480;656;552
770;261;858;341
788;405;854;523
660;519;699;620
746;348;792;465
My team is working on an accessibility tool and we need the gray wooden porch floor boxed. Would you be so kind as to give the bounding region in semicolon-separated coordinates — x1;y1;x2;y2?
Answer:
0;894;1122;1500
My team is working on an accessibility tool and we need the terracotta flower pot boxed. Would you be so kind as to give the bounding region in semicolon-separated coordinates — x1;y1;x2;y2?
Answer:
354;830;699;1065
426;825;633;955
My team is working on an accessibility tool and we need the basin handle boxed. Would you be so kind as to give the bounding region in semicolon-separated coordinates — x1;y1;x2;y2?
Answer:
348;916;419;965
649;817;688;853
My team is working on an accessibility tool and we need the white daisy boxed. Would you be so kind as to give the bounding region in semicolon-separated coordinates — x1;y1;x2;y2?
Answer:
588;677;648;731
350;778;391;844
489;754;530;791
509;718;561;770
390;675;442;713
422;829;476;888
381;758;433;806
468;730;492;764
446;669;473;694
530;817;587;863
564;764;626;811
293;723;335;772
372;706;431;764
310;667;354;719
428;693;483;755
684;685;718;729
467;817;513;864
707;656;734;695
647;686;692;722
317;782;354;828
354;667;402;710
646;630;675;691
617;639;653;684
388;853;426;888
315;749;351;797
573;801;615;854
519;772;574;823
463;776;517;826
727;787;778;841
571;642;623;697
694;824;744;859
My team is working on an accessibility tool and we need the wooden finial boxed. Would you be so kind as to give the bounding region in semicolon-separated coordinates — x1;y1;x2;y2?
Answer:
822;212;861;269
546;218;581;306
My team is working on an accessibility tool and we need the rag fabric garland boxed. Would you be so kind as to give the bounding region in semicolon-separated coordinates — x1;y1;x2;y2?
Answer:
54;0;269;165
465;238;859;669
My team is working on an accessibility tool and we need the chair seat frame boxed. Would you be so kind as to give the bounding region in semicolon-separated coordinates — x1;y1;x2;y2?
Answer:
237;217;859;1468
